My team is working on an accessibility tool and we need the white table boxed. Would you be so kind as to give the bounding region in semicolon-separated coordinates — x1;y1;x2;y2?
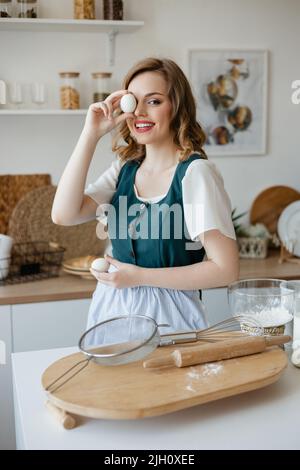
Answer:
12;347;300;450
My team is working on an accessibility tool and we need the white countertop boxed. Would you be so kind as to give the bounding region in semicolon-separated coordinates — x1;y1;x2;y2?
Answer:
12;346;300;450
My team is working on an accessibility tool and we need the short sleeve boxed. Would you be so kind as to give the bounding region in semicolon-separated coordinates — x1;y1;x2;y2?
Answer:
84;159;124;205
182;159;236;241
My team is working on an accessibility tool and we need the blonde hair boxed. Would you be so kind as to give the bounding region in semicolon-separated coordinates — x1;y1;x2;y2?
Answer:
112;57;207;162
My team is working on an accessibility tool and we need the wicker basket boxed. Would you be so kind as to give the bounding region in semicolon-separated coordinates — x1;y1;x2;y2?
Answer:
237;237;269;259
8;186;106;259
0;241;65;285
0;174;51;234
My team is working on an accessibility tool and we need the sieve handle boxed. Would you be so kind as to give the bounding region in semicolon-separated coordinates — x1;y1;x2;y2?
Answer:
45;357;91;393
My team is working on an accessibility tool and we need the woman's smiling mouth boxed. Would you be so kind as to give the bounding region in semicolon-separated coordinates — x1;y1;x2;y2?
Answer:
134;120;155;133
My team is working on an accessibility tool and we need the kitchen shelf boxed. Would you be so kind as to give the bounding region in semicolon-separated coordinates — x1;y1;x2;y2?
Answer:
0;109;88;115
0;17;144;33
0;18;144;65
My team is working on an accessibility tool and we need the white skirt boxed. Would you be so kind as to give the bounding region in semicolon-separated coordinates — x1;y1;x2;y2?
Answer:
86;269;208;335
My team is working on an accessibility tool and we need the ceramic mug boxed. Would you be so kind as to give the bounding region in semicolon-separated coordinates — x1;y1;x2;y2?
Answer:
0;234;13;281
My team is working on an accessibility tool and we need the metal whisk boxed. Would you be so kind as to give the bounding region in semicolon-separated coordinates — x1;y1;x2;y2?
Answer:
159;314;263;346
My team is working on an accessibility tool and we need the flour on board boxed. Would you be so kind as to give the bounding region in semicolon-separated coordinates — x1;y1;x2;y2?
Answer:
185;363;224;392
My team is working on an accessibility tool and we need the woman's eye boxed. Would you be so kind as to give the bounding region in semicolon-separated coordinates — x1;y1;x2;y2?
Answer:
147;99;161;105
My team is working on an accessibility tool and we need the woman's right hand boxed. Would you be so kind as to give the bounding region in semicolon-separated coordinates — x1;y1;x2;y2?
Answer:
83;89;135;140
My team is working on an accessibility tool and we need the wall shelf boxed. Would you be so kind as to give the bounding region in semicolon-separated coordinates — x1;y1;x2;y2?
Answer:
0;18;144;65
0;18;144;33
0;109;88;115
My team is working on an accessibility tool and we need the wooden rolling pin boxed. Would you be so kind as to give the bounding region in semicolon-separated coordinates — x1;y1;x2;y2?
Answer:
143;335;291;369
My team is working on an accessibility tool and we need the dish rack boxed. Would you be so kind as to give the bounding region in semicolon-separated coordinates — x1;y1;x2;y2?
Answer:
0;241;65;285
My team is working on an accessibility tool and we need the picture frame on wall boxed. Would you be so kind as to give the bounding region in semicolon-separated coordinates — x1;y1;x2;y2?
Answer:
188;49;268;156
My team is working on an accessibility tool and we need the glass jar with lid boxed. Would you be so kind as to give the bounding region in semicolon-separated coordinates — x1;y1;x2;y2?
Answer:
17;0;38;18
59;72;80;110
0;0;12;18
103;0;123;20
74;0;95;20
91;72;111;103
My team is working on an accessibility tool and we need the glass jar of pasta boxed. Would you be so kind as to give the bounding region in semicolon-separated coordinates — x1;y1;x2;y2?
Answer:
59;72;80;110
91;72;111;103
17;0;38;18
0;0;12;18
103;0;123;20
74;0;95;19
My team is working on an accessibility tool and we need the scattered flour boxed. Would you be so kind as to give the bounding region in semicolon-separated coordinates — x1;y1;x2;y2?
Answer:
187;368;201;379
185;363;224;392
186;384;196;393
202;363;224;376
187;364;224;379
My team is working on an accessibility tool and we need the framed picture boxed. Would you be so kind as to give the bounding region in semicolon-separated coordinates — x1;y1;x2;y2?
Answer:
188;49;268;156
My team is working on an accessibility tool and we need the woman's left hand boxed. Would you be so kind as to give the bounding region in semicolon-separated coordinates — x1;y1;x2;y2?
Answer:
90;255;143;289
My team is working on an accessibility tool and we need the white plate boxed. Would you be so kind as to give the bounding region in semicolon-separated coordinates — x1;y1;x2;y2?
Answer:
277;201;300;257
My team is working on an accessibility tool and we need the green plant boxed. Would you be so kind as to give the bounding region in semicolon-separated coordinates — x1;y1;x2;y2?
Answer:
236;223;271;239
231;208;248;233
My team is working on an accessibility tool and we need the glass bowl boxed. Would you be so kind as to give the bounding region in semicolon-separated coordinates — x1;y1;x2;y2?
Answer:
228;279;295;336
282;280;300;350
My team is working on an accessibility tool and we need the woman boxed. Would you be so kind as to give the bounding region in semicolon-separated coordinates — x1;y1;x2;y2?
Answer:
52;57;239;333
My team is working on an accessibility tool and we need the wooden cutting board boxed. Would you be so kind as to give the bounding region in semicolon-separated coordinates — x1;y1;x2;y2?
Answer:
62;267;95;279
42;345;287;420
250;186;300;233
62;256;98;272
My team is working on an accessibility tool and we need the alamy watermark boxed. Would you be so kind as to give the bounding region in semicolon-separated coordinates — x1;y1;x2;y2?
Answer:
291;80;300;104
0;340;6;365
95;198;205;250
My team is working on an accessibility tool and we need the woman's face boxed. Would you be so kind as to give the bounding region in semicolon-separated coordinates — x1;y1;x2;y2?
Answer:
126;71;173;145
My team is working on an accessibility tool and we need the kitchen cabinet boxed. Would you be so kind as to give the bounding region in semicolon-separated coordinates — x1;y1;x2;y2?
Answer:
0;17;144;115
0;305;14;450
0;297;91;449
12;298;90;352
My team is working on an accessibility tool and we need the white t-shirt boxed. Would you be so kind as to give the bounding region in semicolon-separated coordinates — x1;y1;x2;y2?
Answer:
85;157;236;242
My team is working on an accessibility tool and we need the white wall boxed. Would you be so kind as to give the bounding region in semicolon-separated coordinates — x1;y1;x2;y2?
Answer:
1;0;300;216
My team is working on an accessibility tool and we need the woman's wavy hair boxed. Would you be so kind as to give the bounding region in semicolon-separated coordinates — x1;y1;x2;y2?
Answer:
112;57;207;162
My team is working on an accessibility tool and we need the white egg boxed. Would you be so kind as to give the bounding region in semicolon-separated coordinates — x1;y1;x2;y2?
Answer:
291;348;300;368
120;94;137;113
91;257;110;272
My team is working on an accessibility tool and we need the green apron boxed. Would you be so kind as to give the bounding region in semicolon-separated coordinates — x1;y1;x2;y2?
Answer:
107;153;206;269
